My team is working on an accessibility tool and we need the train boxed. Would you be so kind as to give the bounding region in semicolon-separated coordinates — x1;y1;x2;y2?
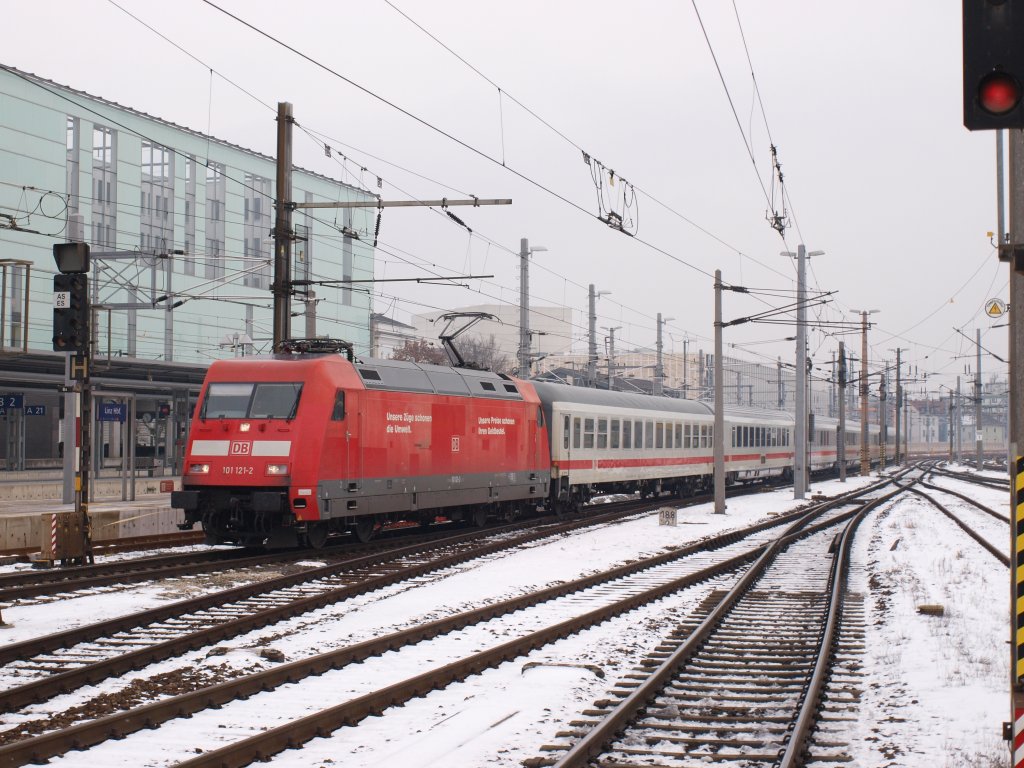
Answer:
171;345;888;548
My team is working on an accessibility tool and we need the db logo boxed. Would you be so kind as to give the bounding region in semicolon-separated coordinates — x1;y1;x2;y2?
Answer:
230;441;252;455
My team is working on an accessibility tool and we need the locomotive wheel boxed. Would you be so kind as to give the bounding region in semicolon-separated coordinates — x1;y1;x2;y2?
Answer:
353;517;376;543
303;523;329;550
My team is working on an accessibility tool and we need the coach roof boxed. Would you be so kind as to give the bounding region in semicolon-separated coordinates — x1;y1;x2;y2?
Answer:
530;381;714;416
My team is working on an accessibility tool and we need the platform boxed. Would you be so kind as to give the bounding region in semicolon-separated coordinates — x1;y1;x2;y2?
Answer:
0;473;182;552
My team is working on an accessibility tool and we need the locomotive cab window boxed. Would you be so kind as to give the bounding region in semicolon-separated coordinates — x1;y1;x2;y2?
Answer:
537;406;544;427
201;382;302;420
331;389;346;420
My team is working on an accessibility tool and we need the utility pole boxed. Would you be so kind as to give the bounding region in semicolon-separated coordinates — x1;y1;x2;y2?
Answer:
949;389;955;461
604;326;621;390
587;285;609;387
794;245;808;499
895;348;902;465
879;373;887;470
1006;125;1024;757
858;311;872;475
956;375;963;462
655;314;674;396
713;270;725;513
777;357;784;408
976;327;983;469
272;101;293;351
838;341;847;481
683;337;689;398
517;238;547;377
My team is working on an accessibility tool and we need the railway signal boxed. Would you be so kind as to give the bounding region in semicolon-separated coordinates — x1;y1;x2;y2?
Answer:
963;0;1024;129
51;273;89;353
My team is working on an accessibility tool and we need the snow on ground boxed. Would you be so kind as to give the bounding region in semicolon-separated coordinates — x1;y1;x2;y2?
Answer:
847;470;1010;768
5;470;1015;767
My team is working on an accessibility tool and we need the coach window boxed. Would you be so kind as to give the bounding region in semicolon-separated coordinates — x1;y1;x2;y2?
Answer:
622;419;632;449
584;418;595;449
611;419;620;449
683;423;691;449
331;389;346;420
700;425;708;448
655;422;663;449
645;421;654;449
573;417;582;449
597;419;608;449
674;423;682;449
709;426;714;448
635;420;643;449
563;415;570;449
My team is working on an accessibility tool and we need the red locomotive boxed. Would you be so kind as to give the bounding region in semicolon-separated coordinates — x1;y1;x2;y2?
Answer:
173;342;550;547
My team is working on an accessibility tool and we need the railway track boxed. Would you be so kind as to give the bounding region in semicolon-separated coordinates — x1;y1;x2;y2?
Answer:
0;482;782;605
897;469;1010;566
0;496;742;730
532;485;900;767
0;475;906;767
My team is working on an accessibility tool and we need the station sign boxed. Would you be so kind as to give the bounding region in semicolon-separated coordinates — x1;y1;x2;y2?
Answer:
99;402;127;423
24;405;46;416
0;394;24;409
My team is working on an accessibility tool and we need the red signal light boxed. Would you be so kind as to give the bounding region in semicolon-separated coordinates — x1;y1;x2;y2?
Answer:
978;71;1022;115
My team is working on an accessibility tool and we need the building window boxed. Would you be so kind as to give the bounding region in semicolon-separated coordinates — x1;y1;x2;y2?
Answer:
141;141;174;259
244;173;272;288
91;125;116;248
183;156;196;276
205;163;225;279
66;116;80;218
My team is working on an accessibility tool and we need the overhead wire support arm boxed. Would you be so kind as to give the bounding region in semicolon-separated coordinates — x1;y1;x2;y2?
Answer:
291;274;494;287
290;198;511;210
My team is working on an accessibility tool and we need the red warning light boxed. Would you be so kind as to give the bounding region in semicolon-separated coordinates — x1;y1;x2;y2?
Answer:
978;71;1022;115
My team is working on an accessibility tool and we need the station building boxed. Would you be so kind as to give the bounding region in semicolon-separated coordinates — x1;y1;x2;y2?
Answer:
0;64;376;475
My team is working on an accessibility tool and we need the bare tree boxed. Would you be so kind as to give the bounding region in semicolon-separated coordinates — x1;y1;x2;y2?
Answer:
457;334;513;374
389;339;448;365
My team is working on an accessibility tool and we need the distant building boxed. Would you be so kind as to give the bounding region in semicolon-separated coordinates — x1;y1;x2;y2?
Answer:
370;313;420;359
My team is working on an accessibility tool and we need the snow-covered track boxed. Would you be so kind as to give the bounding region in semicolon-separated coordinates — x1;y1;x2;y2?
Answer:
531;486;902;767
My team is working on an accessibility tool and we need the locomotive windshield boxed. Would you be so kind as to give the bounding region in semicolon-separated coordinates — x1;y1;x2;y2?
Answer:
201;382;303;420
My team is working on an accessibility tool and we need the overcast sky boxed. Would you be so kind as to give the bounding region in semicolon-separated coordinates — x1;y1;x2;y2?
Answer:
1;1;1005;394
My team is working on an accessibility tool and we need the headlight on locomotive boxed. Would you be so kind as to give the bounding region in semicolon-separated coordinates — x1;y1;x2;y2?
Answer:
188;463;211;475
265;463;290;476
